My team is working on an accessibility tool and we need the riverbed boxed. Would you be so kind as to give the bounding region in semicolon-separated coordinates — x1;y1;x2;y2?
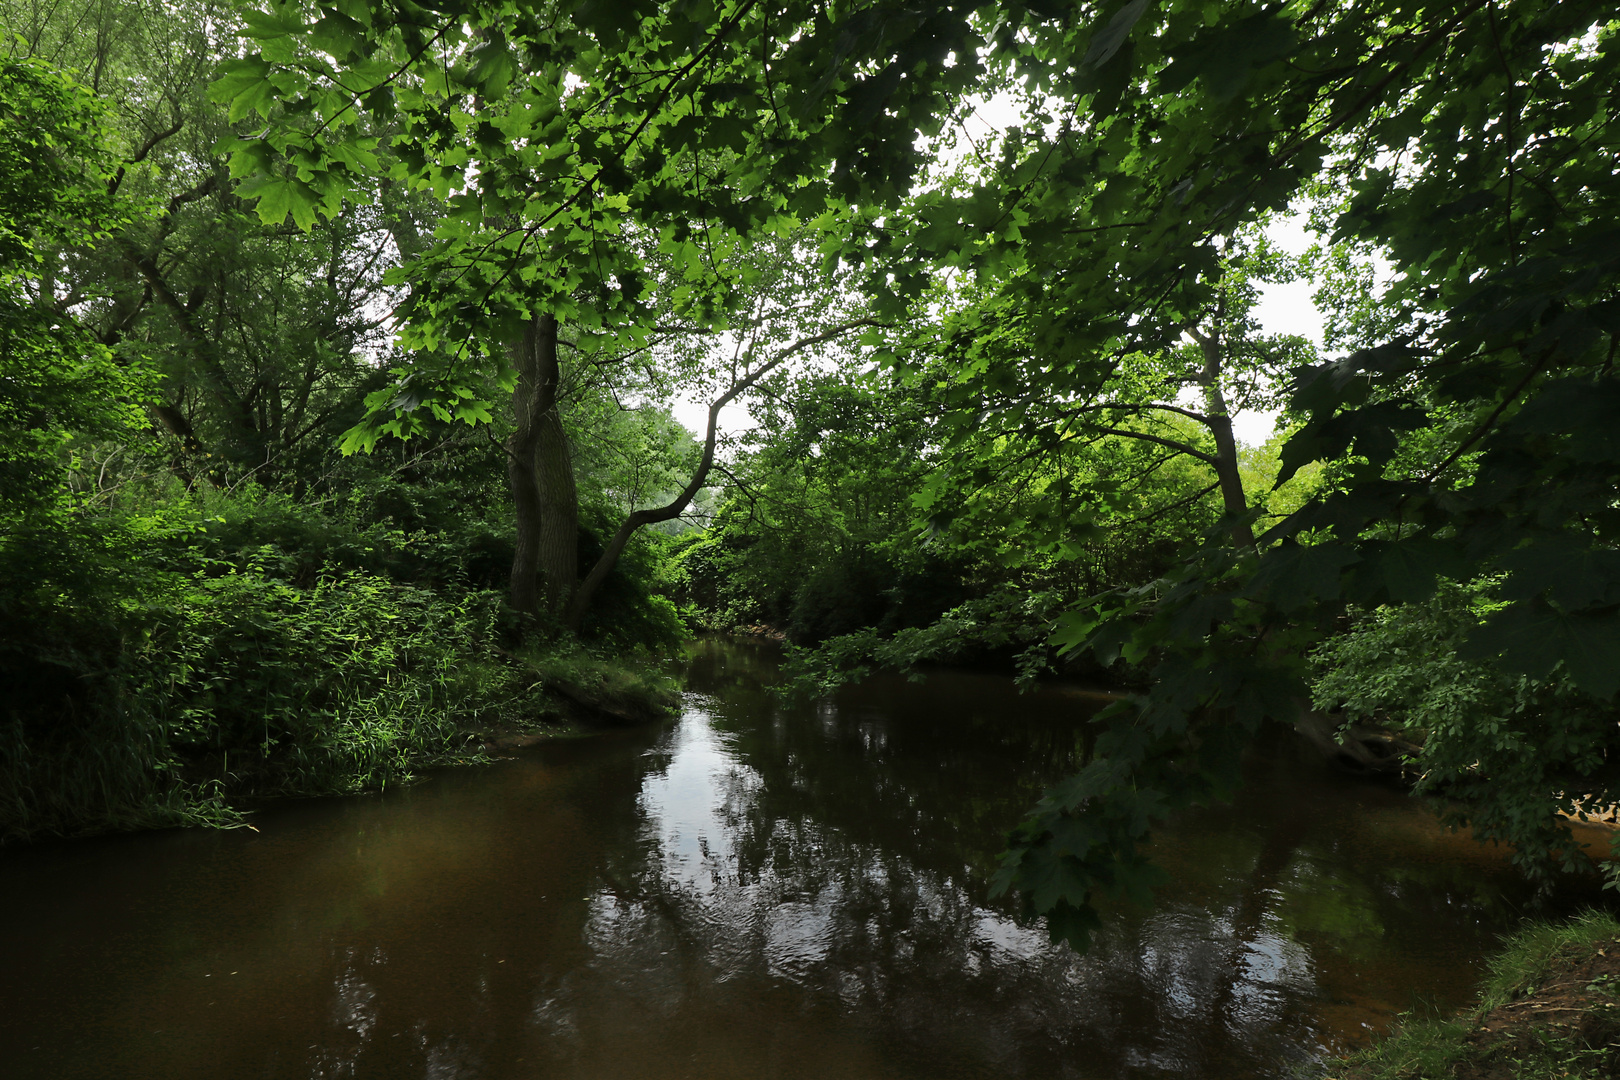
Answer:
0;638;1594;1078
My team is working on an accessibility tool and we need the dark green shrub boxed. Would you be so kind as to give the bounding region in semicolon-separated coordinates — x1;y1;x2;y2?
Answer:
1311;581;1620;883
0;513;531;841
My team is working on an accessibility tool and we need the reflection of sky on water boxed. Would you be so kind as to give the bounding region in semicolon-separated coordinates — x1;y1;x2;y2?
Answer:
2;641;1582;1080
560;692;1363;1078
636;708;758;895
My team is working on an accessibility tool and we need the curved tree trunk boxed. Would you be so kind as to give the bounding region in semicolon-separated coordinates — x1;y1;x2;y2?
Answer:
562;317;882;631
507;314;578;620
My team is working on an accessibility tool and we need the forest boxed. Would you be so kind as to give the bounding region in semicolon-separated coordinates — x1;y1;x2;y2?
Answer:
3;0;1620;1072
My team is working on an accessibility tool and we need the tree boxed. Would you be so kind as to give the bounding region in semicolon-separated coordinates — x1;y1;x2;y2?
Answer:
915;0;1620;946
215;0;1620;949
4;0;406;492
683;364;962;640
913;236;1314;569
210;0;998;625
344;220;880;627
0;57;147;518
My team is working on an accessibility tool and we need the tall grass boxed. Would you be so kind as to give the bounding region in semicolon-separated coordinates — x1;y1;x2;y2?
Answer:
2;488;687;845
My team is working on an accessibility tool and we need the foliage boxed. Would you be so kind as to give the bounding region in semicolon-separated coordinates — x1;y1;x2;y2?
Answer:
175;481;518;591
1311;583;1620;885
574;514;688;650
779;588;1069;698
4;0;409;489
0;57;122;265
676;366;961;637
210;0;983;351
515;637;680;723
955;0;1620;951
135;567;515;792
0;15;702;844
0;513;535;840
0;58;150;515
5;0;1619;973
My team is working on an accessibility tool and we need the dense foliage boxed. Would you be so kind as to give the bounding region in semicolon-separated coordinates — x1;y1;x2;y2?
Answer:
4;0;1618;961
0;21;695;841
1313;582;1620;884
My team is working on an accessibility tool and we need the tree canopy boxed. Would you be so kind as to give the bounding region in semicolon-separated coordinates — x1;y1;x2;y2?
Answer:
210;0;1620;945
4;0;1618;951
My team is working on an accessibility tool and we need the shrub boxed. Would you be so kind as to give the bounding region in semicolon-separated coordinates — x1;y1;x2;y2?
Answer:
0;514;531;841
1310;582;1620;883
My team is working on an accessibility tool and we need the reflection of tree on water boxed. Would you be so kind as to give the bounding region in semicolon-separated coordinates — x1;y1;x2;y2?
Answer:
551;676;1357;1077
3;638;1573;1080
1182;797;1319;1076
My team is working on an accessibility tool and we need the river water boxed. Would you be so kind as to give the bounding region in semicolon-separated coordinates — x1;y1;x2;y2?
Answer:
0;638;1598;1078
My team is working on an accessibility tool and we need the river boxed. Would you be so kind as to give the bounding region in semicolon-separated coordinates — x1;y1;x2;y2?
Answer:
0;637;1596;1078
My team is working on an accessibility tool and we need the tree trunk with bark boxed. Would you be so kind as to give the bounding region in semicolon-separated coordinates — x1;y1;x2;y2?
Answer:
1189;312;1256;550
507;313;579;620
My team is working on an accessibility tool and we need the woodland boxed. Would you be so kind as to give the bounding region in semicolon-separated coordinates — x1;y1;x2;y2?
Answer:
2;0;1619;953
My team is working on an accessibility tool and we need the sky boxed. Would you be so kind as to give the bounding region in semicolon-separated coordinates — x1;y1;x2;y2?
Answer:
670;96;1330;451
1239;215;1325;443
670;217;1327;450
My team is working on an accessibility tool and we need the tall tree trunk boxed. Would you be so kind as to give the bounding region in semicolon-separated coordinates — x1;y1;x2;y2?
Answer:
507;313;578;619
1191;323;1256;550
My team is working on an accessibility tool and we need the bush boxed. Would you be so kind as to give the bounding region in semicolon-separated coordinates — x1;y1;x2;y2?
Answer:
779;588;1067;697
137;567;519;794
0;510;533;842
168;483;517;592
1310;581;1620;883
575;518;687;651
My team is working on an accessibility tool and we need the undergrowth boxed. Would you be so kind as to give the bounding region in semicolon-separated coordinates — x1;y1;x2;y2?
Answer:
777;588;1068;698
0;507;681;844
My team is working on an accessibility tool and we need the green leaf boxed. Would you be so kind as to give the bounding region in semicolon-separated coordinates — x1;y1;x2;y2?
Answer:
1499;535;1620;611
1050;606;1101;654
238;6;303;40
309;13;370;61
1462;603;1620;699
1358;538;1467;604
1510;379;1620;463
223;138;277;181
209;56;279;121
236;174;321;230
1246;541;1359;611
1160;11;1298;100
467;34;517;95
1082;0;1151;70
331;0;372;28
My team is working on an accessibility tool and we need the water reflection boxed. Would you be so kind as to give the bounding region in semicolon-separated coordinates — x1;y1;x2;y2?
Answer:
0;637;1597;1079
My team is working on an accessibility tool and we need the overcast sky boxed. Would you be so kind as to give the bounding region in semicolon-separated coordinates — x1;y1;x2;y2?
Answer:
671;96;1329;450
670;217;1326;450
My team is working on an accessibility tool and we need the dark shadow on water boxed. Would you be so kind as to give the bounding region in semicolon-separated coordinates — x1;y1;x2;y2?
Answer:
0;636;1597;1079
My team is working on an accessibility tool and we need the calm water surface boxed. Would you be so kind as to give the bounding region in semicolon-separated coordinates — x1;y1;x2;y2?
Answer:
0;638;1597;1078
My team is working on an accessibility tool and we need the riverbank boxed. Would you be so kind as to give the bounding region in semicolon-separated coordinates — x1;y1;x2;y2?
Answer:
0;637;680;846
1328;910;1620;1080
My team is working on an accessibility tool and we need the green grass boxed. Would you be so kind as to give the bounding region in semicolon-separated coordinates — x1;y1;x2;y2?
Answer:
515;641;682;723
1479;909;1620;1009
1330;910;1620;1080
